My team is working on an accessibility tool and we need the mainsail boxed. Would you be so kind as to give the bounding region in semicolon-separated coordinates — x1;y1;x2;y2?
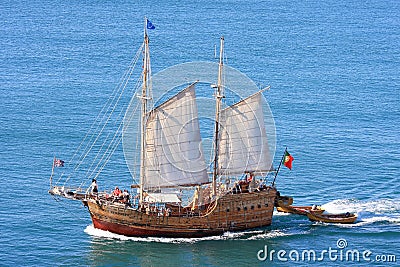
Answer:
218;91;273;175
144;83;208;189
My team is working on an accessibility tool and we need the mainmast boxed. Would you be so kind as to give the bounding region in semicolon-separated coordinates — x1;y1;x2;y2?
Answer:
212;36;224;197
140;18;151;204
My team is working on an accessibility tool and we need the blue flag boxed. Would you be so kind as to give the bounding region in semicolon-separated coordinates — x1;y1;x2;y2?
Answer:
146;19;155;30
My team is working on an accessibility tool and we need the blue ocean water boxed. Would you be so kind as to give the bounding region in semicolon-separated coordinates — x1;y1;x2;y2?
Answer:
1;0;399;266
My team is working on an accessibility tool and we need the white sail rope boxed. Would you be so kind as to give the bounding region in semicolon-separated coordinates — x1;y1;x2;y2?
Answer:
69;58;138;186
134;110;141;181
91;99;141;181
78;39;152;187
79;73;140;188
126;46;154;185
58;43;144;186
86;78;142;181
82;63;141;179
124;86;143;182
71;44;143;169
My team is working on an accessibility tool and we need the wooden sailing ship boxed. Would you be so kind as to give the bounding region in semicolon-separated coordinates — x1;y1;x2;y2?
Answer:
49;18;279;237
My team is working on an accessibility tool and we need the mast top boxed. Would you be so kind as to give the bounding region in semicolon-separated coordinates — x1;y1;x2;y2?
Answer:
216;36;225;99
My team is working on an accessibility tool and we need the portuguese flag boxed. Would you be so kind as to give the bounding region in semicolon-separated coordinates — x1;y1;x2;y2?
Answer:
283;150;294;170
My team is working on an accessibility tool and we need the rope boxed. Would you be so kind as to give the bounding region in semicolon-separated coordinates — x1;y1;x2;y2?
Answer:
92;100;141;180
85;76;141;180
73;46;142;173
80;49;142;178
55;43;144;188
200;198;219;217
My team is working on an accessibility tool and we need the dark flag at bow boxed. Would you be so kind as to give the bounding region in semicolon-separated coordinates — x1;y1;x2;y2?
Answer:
54;158;65;167
50;157;64;188
146;18;155;30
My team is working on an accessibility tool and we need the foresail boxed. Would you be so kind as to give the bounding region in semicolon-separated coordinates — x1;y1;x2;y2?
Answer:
144;83;209;189
218;91;273;175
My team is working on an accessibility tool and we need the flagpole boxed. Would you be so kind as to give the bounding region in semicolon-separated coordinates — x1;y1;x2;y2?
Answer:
50;156;55;189
272;147;287;187
144;16;147;38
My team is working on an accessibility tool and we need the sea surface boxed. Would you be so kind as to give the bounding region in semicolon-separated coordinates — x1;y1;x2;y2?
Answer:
1;0;399;266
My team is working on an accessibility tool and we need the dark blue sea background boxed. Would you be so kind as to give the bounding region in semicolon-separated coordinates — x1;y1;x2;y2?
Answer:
1;0;399;266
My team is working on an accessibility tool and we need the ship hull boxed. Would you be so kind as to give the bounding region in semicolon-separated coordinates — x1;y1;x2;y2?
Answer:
91;216;224;238
84;187;277;238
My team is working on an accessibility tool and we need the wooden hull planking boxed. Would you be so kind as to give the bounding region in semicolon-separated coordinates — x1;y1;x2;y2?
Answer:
84;188;277;237
306;212;357;224
276;205;325;215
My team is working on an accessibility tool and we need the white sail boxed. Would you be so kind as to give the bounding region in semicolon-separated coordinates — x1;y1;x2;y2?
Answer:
218;91;273;175
144;83;209;189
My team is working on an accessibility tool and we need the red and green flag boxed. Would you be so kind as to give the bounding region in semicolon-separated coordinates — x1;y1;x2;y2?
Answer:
283;150;294;170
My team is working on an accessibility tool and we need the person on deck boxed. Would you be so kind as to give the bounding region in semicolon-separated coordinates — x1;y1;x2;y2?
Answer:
112;186;122;201
90;179;98;197
122;189;131;205
247;173;254;183
113;186;121;195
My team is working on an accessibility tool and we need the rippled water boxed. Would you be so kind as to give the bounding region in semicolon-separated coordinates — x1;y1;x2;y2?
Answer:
1;0;399;266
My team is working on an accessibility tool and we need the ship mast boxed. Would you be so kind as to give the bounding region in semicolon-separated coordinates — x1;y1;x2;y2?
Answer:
212;36;224;197
139;18;151;204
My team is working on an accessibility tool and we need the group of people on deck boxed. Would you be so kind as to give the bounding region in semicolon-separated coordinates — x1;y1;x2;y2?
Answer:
232;173;268;194
88;179;131;205
111;186;130;204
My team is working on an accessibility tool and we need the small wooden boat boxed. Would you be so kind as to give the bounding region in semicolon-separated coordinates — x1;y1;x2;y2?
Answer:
277;205;325;215
274;195;293;207
306;211;357;224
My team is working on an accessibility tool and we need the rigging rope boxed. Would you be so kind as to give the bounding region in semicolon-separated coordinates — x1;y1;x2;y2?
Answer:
56;43;144;188
73;45;142;168
84;68;141;180
90;96;141;181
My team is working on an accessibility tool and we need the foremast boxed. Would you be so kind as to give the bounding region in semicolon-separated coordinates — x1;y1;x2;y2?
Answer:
212;36;224;197
140;18;152;204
